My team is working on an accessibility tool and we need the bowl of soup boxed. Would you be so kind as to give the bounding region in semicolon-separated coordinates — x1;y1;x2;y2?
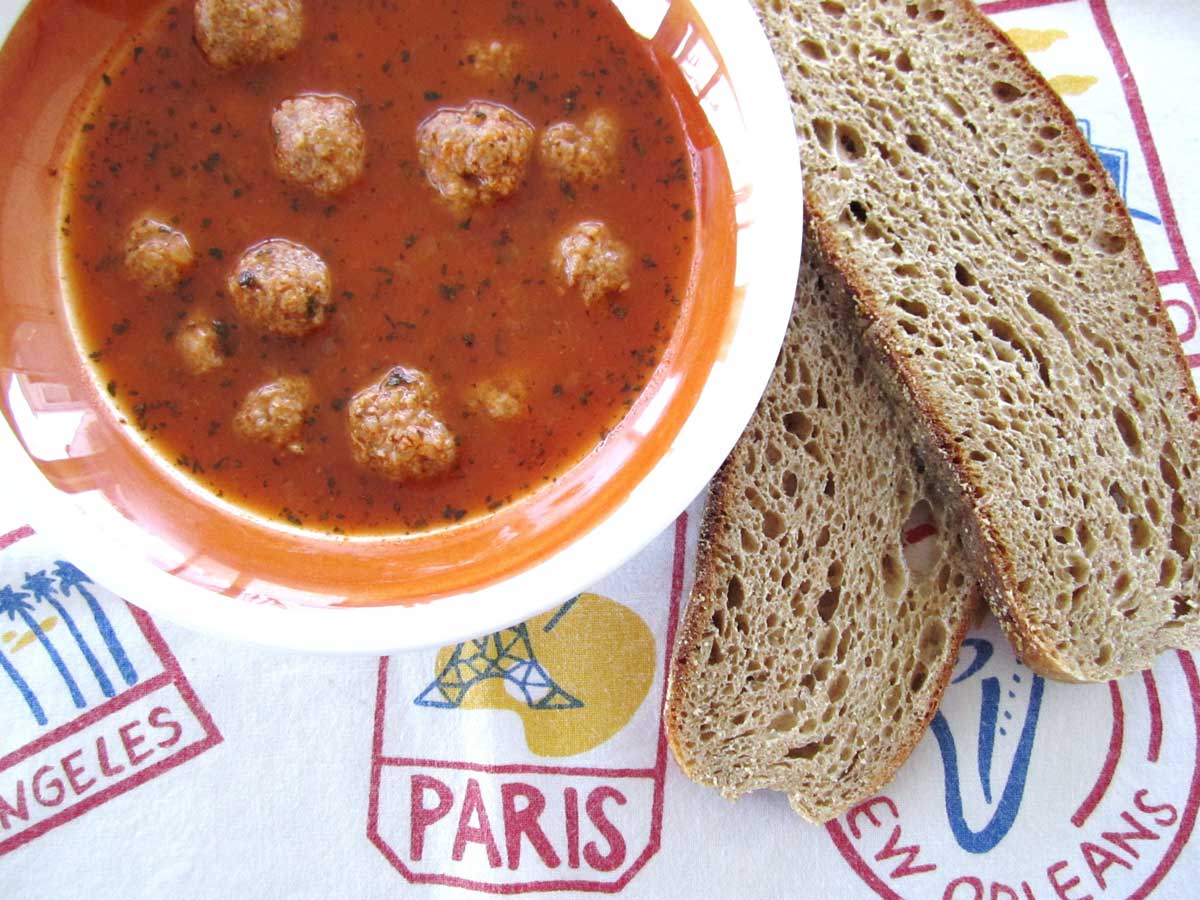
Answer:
0;0;801;651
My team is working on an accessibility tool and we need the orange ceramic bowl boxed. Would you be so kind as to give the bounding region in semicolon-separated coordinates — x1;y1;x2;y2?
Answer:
0;0;801;651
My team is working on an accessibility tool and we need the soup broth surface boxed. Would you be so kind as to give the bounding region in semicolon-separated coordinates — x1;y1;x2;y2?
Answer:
63;0;705;534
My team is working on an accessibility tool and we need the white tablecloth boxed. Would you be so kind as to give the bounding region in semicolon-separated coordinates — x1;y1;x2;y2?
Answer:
2;0;1199;896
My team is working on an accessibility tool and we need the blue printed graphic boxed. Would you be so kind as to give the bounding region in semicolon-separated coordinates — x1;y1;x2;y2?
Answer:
53;560;138;687
0;623;46;726
1078;118;1161;224
24;570;116;699
415;600;583;711
0;583;85;710
0;562;139;726
931;638;1046;854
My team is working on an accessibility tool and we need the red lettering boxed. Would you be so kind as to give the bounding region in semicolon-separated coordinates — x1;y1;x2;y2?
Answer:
1102;810;1159;859
990;883;1019;900
409;775;453;862
1021;884;1039;900
876;825;936;878
0;782;29;830
1081;841;1132;890
564;787;581;869
451;778;501;868
149;706;183;749
96;736;125;777
31;766;64;807
61;749;97;796
847;796;900;839
584;786;627;873
943;876;983;900
501;782;560;870
1047;860;1091;900
1133;788;1178;828
119;720;152;765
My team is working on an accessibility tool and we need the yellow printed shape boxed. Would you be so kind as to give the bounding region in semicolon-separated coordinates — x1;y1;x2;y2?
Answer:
434;593;655;757
1049;74;1099;96
11;616;58;652
1006;28;1068;52
2;630;14;644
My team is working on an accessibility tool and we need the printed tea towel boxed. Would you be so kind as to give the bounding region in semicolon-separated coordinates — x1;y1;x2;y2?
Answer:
3;0;1200;897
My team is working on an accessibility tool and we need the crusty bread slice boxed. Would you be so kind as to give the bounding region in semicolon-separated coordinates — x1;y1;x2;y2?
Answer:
665;221;980;823
755;0;1200;681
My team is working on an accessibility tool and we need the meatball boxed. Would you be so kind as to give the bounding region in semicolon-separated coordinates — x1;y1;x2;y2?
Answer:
417;102;534;210
124;217;195;292
348;367;457;481
464;39;520;80
466;377;527;421
233;375;313;454
272;94;366;196
554;221;632;306
539;110;619;187
228;239;331;338
175;316;226;374
194;0;305;70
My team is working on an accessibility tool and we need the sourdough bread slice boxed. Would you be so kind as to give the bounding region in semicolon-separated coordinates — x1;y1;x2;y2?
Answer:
755;0;1200;681
664;222;979;823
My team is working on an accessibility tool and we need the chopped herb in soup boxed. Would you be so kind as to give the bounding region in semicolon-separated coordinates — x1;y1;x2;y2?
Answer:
61;0;711;534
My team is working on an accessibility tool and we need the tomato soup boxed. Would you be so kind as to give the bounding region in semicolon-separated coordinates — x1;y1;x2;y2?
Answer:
61;0;714;535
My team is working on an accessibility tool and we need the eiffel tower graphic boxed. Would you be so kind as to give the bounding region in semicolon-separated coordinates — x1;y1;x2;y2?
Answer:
414;601;583;711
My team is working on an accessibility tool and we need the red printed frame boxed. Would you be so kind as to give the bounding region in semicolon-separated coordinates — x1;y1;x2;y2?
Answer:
0;525;222;857
827;651;1200;900
365;515;689;893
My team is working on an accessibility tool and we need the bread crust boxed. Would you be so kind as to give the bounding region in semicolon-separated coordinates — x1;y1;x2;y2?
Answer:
667;0;1200;826
665;223;980;822
762;0;1200;681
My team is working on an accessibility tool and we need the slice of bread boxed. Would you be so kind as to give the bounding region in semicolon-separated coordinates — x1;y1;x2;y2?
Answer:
755;0;1200;681
664;221;980;823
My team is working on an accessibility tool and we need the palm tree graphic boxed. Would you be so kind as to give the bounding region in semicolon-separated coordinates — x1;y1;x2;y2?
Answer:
0;584;86;709
0;633;47;725
53;560;137;687
23;570;116;699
